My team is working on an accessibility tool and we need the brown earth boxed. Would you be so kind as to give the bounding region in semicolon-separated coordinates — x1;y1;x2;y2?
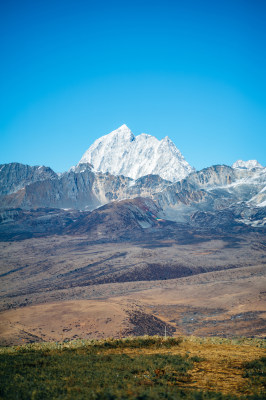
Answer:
0;263;265;346
0;233;265;345
0;299;129;345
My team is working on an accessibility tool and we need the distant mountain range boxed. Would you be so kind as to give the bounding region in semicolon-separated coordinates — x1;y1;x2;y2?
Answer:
0;124;265;239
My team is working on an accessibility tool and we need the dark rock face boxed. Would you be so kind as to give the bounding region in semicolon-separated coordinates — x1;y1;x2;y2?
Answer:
0;163;57;196
125;310;176;336
190;209;240;230
0;197;162;241
0;207;83;240
64;197;161;239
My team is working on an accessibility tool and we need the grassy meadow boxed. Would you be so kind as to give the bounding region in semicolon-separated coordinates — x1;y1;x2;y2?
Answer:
0;336;265;399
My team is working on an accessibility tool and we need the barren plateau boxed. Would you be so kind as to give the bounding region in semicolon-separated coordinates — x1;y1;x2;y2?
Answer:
0;229;265;345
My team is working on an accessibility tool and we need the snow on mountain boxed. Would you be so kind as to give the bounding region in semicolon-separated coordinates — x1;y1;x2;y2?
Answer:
79;124;194;182
248;185;266;207
232;160;264;170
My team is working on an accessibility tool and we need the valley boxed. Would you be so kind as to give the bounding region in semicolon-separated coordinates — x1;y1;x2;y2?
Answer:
0;125;265;345
0;228;265;345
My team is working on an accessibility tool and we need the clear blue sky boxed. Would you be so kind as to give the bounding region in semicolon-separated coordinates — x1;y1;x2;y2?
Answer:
0;0;265;172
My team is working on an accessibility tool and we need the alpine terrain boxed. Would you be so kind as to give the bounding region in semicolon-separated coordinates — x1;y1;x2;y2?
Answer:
79;124;194;181
0;124;265;345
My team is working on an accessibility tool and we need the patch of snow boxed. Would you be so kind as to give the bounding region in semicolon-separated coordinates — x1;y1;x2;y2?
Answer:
235;217;266;227
138;220;152;228
247;185;266;206
128;179;136;187
257;200;266;207
70;163;95;173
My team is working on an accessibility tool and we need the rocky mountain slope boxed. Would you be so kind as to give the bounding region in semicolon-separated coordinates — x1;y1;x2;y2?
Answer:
0;161;265;230
0;163;57;196
154;164;266;222
0;125;265;231
0;163;171;211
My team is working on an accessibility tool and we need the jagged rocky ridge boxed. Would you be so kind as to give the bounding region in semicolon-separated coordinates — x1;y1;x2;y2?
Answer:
0;163;171;211
0;160;265;233
154;164;266;222
0;125;265;234
0;163;57;196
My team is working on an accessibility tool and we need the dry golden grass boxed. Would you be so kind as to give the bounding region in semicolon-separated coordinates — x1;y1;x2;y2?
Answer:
102;336;265;396
176;337;265;395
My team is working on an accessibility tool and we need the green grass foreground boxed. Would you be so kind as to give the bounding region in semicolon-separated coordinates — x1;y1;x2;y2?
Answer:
0;336;265;399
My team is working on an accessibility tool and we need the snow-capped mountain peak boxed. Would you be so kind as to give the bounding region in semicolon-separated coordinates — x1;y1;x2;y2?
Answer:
93;124;135;144
232;160;264;170
109;124;135;140
79;125;194;182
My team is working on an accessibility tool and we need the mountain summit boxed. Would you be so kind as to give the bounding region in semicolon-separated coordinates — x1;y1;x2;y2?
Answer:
79;125;194;181
232;160;264;170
